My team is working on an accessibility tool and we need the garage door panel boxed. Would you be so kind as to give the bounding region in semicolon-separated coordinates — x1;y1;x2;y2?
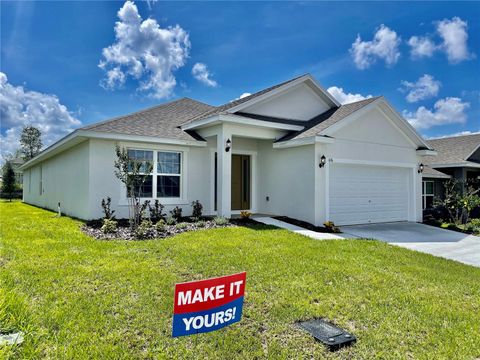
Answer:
329;164;410;225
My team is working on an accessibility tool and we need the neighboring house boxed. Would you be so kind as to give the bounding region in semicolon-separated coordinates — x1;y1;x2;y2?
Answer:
20;74;436;226
422;133;480;209
10;157;25;185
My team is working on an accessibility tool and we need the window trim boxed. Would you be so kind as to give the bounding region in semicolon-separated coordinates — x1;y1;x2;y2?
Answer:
118;144;188;205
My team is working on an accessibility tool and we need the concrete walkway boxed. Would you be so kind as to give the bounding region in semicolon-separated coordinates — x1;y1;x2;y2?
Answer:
342;222;480;268
253;216;345;240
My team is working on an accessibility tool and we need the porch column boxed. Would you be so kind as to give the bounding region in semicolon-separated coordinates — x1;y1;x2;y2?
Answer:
217;128;232;218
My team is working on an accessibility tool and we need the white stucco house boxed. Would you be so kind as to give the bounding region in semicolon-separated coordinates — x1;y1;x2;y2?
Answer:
20;74;436;225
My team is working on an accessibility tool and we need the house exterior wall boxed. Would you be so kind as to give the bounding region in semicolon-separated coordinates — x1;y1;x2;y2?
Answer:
257;142;316;224
87;138;212;220
315;108;423;225
22;141;90;219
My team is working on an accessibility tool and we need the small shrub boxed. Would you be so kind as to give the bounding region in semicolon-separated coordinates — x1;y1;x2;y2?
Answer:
195;220;206;228
213;216;229;226
176;222;189;230
135;219;153;239
101;218;118;234
149;200;166;223
166;217;176;225
240;210;251;220
191;200;203;219
140;200;151;221
155;219;166;232
323;221;340;233
470;218;480;228
170;206;183;221
101;197;116;219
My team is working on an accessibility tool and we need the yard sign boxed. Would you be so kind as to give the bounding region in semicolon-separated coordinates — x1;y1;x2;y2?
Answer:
172;272;246;337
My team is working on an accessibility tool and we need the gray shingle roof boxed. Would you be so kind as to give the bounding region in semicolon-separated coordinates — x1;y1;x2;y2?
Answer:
81;98;215;141
80;77;381;145
422;166;451;179
424;133;480;165
277;97;379;142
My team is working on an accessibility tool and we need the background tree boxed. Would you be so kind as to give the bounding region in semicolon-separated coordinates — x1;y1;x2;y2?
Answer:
20;126;42;161
113;145;153;231
1;161;16;201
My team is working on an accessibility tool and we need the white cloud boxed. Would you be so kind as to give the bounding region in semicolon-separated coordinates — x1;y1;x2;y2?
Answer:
192;63;217;87
403;97;470;130
408;36;437;58
408;17;473;64
350;24;401;69
400;74;441;103
437;17;473;63
0;72;81;158
327;86;372;105
99;1;190;99
237;92;251;100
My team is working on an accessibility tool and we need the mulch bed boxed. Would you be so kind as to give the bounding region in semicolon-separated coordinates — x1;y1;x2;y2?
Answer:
272;216;341;233
81;217;264;241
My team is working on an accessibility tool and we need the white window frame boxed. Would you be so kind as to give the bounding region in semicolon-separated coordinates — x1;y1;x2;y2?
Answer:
422;180;434;210
118;144;188;205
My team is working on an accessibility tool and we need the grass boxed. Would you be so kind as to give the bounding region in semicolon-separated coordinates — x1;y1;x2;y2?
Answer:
1;201;480;359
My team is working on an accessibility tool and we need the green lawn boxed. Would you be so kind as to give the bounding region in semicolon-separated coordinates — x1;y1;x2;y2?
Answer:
1;202;479;359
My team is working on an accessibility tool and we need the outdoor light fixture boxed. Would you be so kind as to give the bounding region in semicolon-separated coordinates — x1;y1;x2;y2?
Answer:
225;138;232;152
418;163;424;173
319;155;327;168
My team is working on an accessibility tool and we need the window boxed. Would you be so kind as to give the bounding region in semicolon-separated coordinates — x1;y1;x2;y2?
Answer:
126;149;182;199
127;150;154;198
157;152;181;198
422;180;434;209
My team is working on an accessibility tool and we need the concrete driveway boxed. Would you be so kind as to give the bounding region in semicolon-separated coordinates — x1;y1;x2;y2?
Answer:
342;222;480;267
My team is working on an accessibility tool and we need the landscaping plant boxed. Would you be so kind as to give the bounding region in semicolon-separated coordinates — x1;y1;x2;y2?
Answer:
434;179;480;225
149;200;166;223
170;206;183;221
191;200;203;220
100;197;116;219
113;145;153;232
101;218;118;234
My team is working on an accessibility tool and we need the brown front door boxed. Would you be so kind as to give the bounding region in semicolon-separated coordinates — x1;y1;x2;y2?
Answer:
231;154;250;210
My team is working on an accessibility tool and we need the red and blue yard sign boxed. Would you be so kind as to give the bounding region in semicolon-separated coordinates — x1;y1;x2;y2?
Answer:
172;272;246;337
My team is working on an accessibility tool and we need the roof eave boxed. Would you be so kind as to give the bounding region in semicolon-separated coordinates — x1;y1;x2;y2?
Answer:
181;114;305;132
19;129;207;170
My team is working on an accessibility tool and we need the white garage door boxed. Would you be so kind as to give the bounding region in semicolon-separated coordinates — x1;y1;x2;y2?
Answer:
329;164;410;225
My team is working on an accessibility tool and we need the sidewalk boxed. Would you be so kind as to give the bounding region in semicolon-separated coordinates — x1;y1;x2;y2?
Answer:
253;216;346;240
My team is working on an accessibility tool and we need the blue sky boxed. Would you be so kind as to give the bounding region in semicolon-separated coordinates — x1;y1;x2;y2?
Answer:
1;1;479;157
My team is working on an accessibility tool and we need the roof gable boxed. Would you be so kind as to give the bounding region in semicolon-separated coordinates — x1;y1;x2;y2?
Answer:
181;74;339;126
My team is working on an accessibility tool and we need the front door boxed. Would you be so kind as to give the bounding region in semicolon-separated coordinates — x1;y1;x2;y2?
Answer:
231;155;251;210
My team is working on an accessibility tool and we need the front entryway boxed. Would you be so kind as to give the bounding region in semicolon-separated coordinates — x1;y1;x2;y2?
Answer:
231;154;251;210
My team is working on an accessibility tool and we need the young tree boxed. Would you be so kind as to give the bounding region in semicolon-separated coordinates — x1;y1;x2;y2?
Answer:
435;179;480;224
113;145;153;231
461;181;480;224
20;126;42;161
1;161;16;201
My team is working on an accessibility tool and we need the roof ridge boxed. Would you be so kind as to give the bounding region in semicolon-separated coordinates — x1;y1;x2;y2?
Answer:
82;97;213;130
339;96;381;107
427;132;480;141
